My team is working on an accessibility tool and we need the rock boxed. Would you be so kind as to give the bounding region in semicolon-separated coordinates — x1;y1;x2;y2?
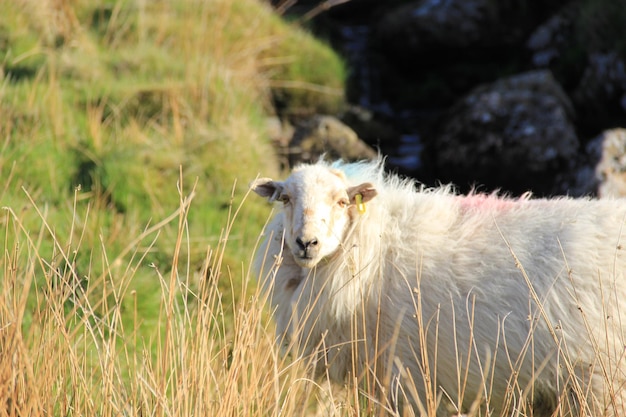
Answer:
265;116;295;171
595;128;626;198
527;3;626;133
376;0;492;53
340;106;400;147
287;115;377;166
272;0;626;195
573;52;626;131
552;134;602;198
369;0;570;111
265;116;291;147
375;0;567;55
526;3;579;69
434;70;579;195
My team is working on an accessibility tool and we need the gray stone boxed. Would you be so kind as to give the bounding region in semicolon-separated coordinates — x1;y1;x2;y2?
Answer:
287;115;377;166
435;70;579;195
595;128;626;198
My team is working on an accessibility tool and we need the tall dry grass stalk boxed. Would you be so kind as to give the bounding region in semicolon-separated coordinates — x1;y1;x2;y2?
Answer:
2;176;624;416
254;220;626;417
0;173;348;417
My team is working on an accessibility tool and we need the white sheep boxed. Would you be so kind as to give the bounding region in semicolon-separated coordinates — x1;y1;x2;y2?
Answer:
251;159;626;416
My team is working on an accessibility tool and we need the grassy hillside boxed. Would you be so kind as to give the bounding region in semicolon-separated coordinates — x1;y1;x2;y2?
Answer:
1;2;623;415
1;0;345;302
0;0;347;414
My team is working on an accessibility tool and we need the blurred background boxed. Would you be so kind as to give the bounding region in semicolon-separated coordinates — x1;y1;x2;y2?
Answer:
1;1;625;413
1;0;348;278
270;0;626;197
3;0;625;296
2;0;625;306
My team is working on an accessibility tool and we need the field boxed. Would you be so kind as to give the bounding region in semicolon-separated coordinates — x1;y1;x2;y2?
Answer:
0;0;348;415
1;1;624;416
1;179;353;415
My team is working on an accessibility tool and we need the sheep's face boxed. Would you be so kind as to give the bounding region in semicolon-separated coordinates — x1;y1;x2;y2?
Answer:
252;166;377;268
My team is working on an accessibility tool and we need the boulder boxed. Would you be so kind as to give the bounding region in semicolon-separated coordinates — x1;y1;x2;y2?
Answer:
526;3;579;70
526;3;626;132
434;70;579;195
376;0;492;53
375;0;567;55
287;115;377;166
573;52;626;131
270;0;626;196
265;116;296;171
340;106;400;149
370;0;569;110
595;128;626;198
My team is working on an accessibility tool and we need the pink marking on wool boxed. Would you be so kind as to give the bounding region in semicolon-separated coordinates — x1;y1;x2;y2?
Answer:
458;193;528;212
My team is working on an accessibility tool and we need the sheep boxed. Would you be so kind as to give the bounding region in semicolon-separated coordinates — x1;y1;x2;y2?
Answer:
250;158;626;416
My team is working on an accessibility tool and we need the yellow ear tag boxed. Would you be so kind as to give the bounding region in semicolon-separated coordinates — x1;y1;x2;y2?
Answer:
355;193;366;214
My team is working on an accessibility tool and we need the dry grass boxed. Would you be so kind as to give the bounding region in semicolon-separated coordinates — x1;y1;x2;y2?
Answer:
3;178;625;417
1;1;623;416
248;212;626;417
0;175;335;416
0;0;348;414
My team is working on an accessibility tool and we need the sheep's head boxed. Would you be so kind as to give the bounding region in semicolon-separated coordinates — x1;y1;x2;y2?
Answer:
251;165;377;268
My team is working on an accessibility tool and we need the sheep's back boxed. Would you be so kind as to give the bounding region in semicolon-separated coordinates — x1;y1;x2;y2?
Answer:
375;194;626;413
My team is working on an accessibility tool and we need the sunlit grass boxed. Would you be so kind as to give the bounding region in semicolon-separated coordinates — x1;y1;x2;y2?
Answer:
1;173;344;416
0;1;347;412
1;1;623;414
0;0;350;413
4;180;623;416
0;0;346;287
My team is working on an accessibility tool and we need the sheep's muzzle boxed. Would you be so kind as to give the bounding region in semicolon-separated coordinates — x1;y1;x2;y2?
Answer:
293;236;321;267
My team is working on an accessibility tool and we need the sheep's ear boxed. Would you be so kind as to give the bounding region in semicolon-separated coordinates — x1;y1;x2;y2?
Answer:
348;182;377;204
250;178;284;202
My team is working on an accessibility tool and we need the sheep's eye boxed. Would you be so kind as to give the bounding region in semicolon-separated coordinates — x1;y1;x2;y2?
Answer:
338;199;349;208
278;194;290;204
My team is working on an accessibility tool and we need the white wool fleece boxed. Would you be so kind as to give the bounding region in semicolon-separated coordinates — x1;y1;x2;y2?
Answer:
252;158;626;417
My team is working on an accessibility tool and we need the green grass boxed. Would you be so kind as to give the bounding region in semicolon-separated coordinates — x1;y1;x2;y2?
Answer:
2;1;625;416
2;173;362;416
0;0;346;413
0;0;346;287
4;181;623;416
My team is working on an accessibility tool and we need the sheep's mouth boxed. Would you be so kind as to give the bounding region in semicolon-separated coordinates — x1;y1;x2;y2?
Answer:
294;254;318;268
294;249;316;261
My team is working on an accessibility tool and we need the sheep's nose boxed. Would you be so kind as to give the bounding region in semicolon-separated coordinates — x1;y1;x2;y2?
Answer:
296;236;318;251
